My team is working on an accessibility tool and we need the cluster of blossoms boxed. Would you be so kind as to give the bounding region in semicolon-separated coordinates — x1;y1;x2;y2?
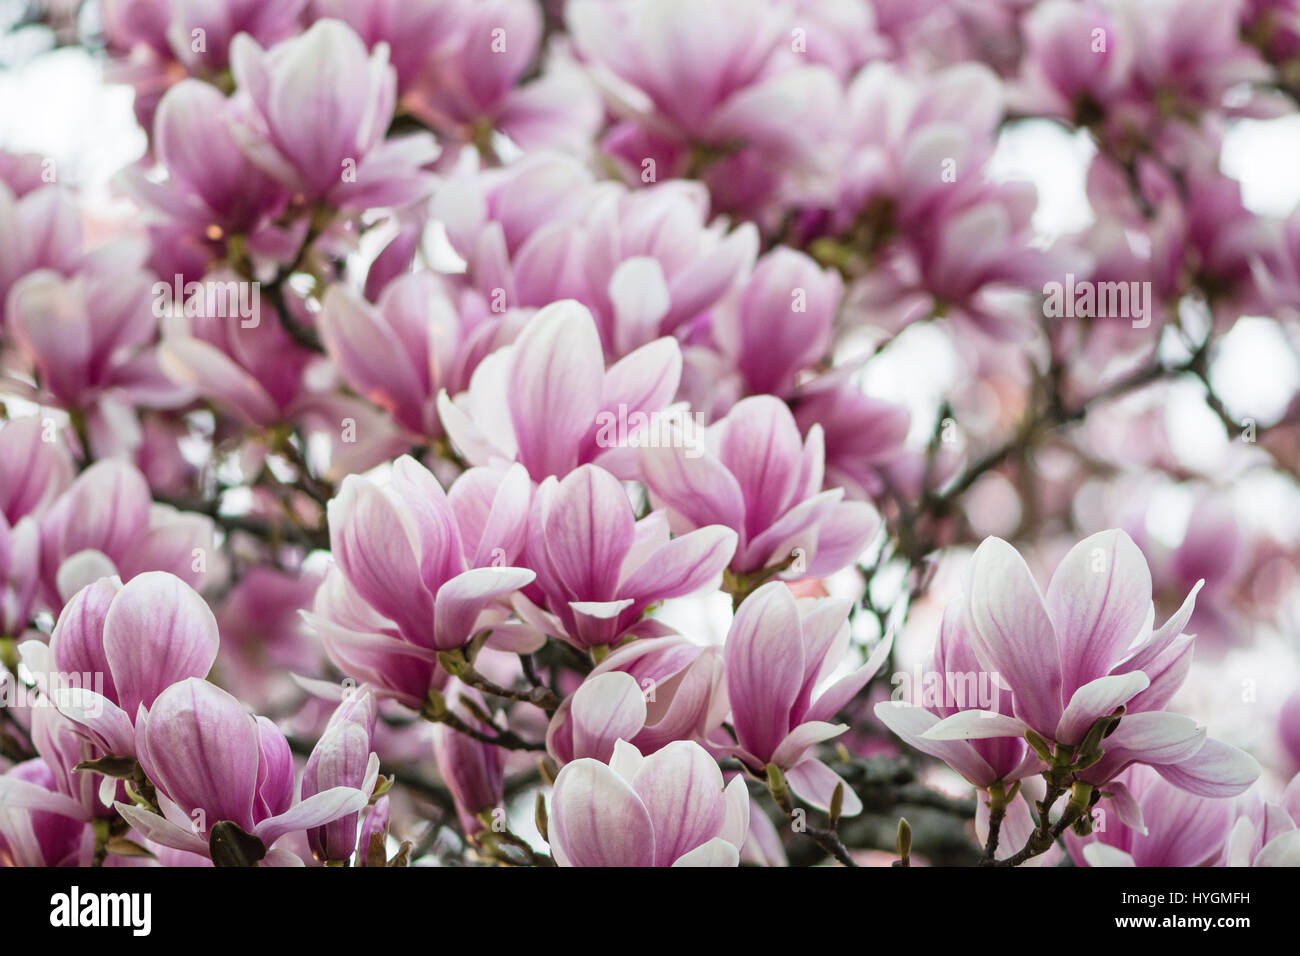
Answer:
1;0;1299;869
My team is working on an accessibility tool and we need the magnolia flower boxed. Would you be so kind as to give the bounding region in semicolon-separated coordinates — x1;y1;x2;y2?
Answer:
548;738;749;867
1224;774;1300;867
789;366;911;500
301;686;378;863
714;582;892;814
310;0;458;93
166;0;305;74
568;0;841;216
433;157;758;359
403;0;601;155
0;178;82;325
547;636;724;763
0;415;73;524
876;602;1038;791
438;299;685;482
319;273;516;439
304;457;536;708
37;460;218;607
639;395;880;580
0;761;93;867
20;572;220;758
575;182;759;357
229;19;437;210
710;248;841;398
7;255;189;413
1065;765;1238;867
131;79;289;238
922;531;1260;797
430;680;504;834
517;464;736;651
116;678;378;865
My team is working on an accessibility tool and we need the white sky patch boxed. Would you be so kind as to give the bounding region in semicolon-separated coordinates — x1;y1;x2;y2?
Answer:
1210;316;1300;425
1222;115;1300;217
988;119;1095;239
0;46;145;202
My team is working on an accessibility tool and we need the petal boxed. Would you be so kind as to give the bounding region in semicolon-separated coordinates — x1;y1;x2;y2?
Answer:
1055;672;1150;746
1153;738;1261;798
965;537;1063;739
113;802;209;856
508;301;605;480
141;678;260;831
433;566;535;650
327;476;432;645
784;758;862;816
545;464;634;600
103;571;220;717
1046;530;1154;696
671;836;740;867
618;524;737;603
318;285;427;433
1104;712;1206;766
631;740;726;867
159;338;280;427
1255;830;1300;867
608;257;671;354
874;701;998;788
716;396;805;539
549;758;655;866
254;786;370;849
719;774;751;850
638;442;746;536
724;582;803;763
771;720;847;768
922;710;1031;741
570;672;648;763
1081;843;1137;867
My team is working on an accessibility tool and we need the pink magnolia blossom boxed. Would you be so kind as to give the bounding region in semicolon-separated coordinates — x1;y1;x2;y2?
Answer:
709;248;841;399
7;252;189;414
548;738;749;867
434;156;758;358
300;685;378;862
547;635;724;763
1064;765;1238;867
37;460;217;607
1224;774;1300;867
0;761;93;867
0;416;73;524
639;395;881;579
568;0;841;217
19;572;220;758
430;680;504;834
305;457;536;707
229;19;438;210
124;78;289;249
876;602;1038;791
517;464;736;651
319;273;518;440
438;299;685;482
714;582;892;814
402;0;601;155
922;531;1260;797
0;176;83;326
116;678;377;865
